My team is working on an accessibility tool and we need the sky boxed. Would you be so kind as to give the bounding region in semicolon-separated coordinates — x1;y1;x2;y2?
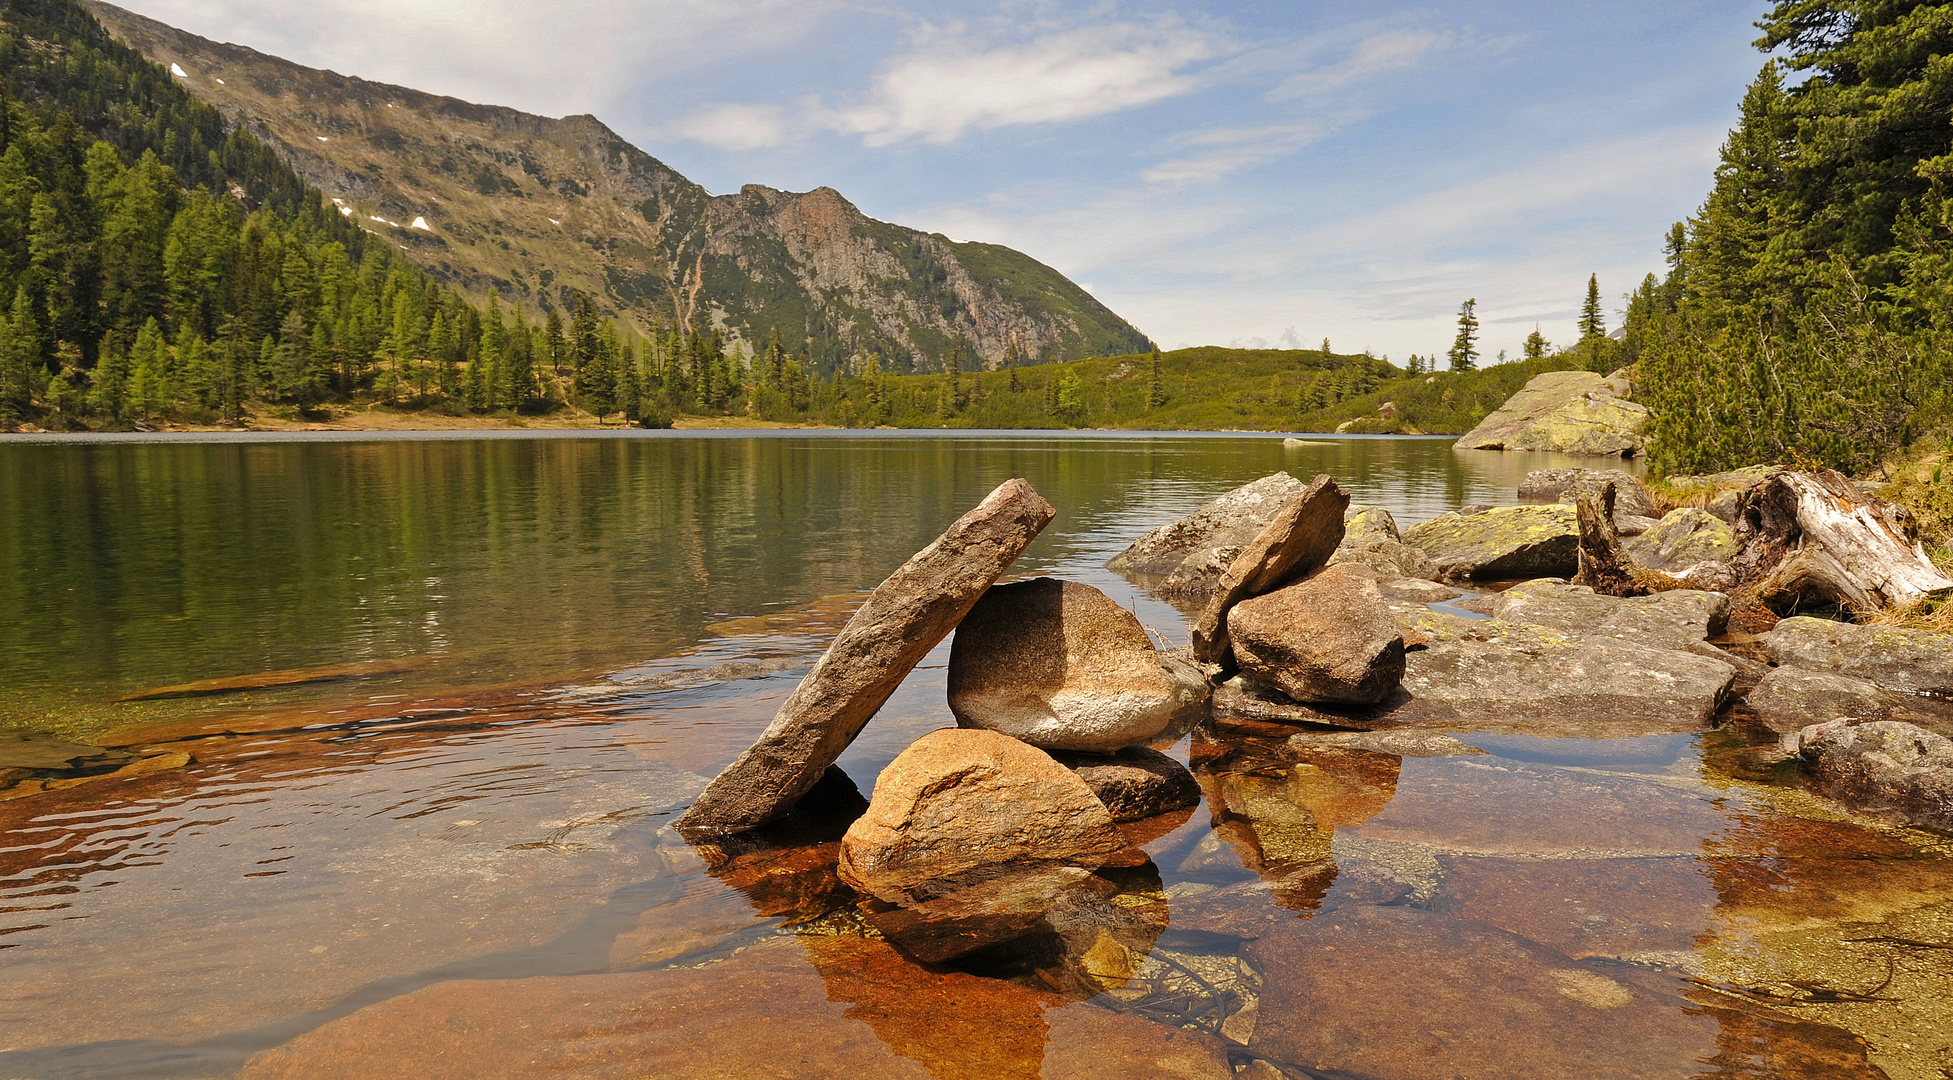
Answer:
120;0;1767;363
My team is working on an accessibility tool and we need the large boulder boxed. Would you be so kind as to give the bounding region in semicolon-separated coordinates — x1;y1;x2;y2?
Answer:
1454;370;1651;457
1189;474;1350;664
1328;504;1439;580
837;728;1139;906
1792;719;1953;832
1213;609;1737;736
1490;579;1728;653
679;479;1055;836
1519;467;1660;526
1106;473;1305;596
1764;617;1953;697
948;578;1179;753
1746;666;1933;736
1401;505;1579;581
1226;566;1406;704
1625;507;1740;579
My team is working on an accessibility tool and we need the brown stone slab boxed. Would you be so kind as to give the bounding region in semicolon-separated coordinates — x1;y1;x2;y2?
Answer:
1190;474;1348;664
112;657;434;701
678;478;1056;835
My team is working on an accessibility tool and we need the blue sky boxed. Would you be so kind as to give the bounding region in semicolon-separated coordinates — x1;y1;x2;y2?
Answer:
127;0;1765;362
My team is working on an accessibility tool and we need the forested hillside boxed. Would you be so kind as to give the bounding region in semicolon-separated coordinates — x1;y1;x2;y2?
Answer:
1626;0;1953;477
0;0;679;427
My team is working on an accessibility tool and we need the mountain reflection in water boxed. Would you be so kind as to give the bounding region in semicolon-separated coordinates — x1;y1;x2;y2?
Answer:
0;433;1946;1079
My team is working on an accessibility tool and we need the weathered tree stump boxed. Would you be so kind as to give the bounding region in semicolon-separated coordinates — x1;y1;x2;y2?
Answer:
1571;482;1686;597
1729;470;1953;616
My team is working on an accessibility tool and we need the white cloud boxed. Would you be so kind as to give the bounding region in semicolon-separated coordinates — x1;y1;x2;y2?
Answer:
118;0;835;117
1268;28;1455;101
1140;120;1344;187
673;18;1220;151
832;21;1218;146
675;103;795;152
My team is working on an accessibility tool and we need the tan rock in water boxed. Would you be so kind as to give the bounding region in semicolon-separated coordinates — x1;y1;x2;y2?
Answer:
678;478;1055;836
1226;566;1406;704
948;578;1179;752
1190;474;1350;664
838;728;1138;905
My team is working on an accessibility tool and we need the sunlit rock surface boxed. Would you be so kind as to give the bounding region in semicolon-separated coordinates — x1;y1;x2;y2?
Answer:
1455;370;1651;457
1401;505;1580;581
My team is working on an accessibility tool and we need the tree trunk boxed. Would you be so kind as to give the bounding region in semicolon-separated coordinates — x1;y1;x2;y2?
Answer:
1731;470;1953;615
1572;482;1685;597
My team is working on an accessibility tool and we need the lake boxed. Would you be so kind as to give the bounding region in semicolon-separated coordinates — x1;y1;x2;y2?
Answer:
0;432;1945;1079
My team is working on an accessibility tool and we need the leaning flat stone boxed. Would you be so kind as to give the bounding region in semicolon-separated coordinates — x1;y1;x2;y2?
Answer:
1108;472;1304;584
1226;566;1405;704
1794;719;1953;832
1491;579;1729;652
1189;474;1349;664
948;578;1178;752
678;478;1055;835
837;728;1137;905
1764;617;1953;698
1401;505;1578;581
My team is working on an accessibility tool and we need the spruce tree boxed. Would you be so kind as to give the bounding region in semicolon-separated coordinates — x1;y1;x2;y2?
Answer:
1523;326;1548;360
1579;275;1605;339
1148;347;1165;408
1446;299;1479;372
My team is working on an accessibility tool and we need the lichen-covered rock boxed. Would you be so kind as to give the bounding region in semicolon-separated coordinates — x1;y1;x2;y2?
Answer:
1328;504;1439;580
1106;472;1305;587
1401;505;1579;581
1793;719;1953;831
1455;371;1650;457
1747;667;1908;735
1490;578;1729;652
1764;617;1953;698
1519;467;1660;522
1625;508;1740;577
948;578;1179;752
1226;567;1406;704
837;728;1137;905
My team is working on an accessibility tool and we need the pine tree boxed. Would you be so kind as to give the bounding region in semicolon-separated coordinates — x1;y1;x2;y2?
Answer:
1447;299;1479;372
1523;326;1548;360
1579;275;1605;340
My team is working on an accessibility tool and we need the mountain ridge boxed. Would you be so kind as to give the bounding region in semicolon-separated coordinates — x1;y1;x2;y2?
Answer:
81;0;1152;375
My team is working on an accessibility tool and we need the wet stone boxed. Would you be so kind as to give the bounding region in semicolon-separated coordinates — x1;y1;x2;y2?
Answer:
1048;746;1201;823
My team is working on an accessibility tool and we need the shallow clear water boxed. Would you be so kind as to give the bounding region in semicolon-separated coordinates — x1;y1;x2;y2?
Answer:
1;432;1947;1080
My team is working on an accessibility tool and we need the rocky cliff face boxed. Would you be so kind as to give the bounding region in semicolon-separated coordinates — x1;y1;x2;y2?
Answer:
83;1;1151;375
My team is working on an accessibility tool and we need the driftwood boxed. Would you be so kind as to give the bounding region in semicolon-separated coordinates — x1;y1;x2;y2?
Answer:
1570;483;1686;597
1729;470;1953;615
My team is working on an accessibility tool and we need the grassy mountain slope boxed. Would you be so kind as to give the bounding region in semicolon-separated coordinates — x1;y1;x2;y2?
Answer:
81;1;1153;377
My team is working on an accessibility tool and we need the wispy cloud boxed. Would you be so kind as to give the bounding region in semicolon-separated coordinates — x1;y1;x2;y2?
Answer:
678;18;1221;150
1139;120;1344;187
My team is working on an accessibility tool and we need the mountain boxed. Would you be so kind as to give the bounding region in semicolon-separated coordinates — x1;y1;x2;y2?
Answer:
79;1;1153;376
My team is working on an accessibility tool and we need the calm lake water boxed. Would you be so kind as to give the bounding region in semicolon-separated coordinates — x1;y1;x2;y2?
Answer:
1;432;1947;1080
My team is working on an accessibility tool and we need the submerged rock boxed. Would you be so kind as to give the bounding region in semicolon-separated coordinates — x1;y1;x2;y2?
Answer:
1454;370;1651;457
1190;474;1350;664
948;578;1179;753
1764;617;1953;698
1401;505;1579;581
1049;746;1201;823
679;478;1055;836
838;728;1138;906
1793;719;1953;831
1226;566;1406;704
1107;472;1305;589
